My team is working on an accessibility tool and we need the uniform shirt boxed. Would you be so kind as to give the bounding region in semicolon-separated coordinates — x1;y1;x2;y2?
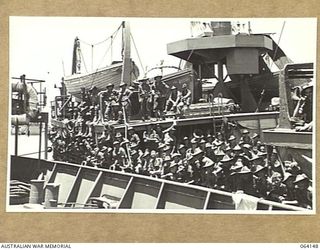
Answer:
140;83;152;100
133;157;144;174
112;147;127;165
168;90;182;104
295;186;312;208
267;183;287;202
118;88;132;106
163;132;174;145
147;157;163;171
155;81;169;98
103;90;118;105
143;130;160;142
181;88;191;105
129;133;141;147
253;176;269;198
149;158;164;176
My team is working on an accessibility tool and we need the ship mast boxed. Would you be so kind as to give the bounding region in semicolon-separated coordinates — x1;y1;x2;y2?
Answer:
121;21;132;85
71;37;81;74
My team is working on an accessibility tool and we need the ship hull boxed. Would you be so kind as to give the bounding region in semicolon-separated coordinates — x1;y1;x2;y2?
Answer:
9;156;306;211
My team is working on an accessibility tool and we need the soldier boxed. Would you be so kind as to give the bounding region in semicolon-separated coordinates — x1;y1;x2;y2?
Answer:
140;150;151;175
242;143;253;160
198;139;206;152
149;150;164;178
183;136;191;149
115;132;124;145
147;150;163;176
130;150;143;174
299;84;313;124
219;154;234;190
251;133;259;146
210;165;224;189
103;83;118;121
267;172;287;203
154;123;164;142
169;153;183;176
132;80;140;92
235;166;256;196
186;138;198;159
205;143;215;161
165;162;179;181
282;172;296;202
88;86;99;106
153;75;169;120
111;140;127;171
139;78;152;121
253;165;269;198
163;126;177;148
269;148;282;175
192;148;214;186
294;174;312;209
161;156;172;178
232;144;242;157
143;124;160;149
166;85;182;116
227;135;237;148
178;144;187;159
78;87;91;109
240;129;252;145
102;147;113;169
206;133;214;144
228;161;244;192
179;83;191;109
128;126;140;149
118;82;133;122
163;144;173;157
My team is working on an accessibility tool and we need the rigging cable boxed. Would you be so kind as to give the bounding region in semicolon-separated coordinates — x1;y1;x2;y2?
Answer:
130;33;145;77
270;21;286;69
78;23;123;47
89;25;122;88
79;49;89;73
78;23;123;74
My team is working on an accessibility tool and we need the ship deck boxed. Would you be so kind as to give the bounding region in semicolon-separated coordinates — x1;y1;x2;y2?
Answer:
51;111;279;132
9;156;308;212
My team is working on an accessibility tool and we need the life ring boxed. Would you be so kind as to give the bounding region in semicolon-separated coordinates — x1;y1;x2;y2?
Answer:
11;81;38;125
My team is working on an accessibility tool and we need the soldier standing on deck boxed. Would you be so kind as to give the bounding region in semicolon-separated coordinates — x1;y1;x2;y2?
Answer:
166;86;182;115
178;83;192;117
103;83;118;121
118;82;132;123
139;78;152;121
153;75;169;120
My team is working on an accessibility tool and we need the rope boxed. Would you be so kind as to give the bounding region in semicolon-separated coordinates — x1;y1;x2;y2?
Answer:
122;106;132;167
77;22;123;89
130;33;145;76
89;25;121;88
146;65;181;75
79;23;123;47
79;49;89;73
186;49;194;61
270;21;286;70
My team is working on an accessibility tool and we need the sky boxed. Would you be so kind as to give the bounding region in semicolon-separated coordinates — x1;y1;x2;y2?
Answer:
9;17;317;105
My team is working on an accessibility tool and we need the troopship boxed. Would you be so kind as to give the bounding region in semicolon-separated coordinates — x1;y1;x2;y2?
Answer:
9;20;313;212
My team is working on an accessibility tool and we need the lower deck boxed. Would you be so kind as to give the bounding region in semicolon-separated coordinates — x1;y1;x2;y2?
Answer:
9;156;307;212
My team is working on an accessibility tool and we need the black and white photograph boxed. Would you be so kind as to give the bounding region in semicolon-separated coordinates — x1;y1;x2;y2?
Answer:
8;17;316;212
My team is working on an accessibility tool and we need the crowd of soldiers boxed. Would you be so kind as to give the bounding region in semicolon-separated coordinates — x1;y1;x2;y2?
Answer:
49;75;313;209
75;75;192;125
50;121;312;209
